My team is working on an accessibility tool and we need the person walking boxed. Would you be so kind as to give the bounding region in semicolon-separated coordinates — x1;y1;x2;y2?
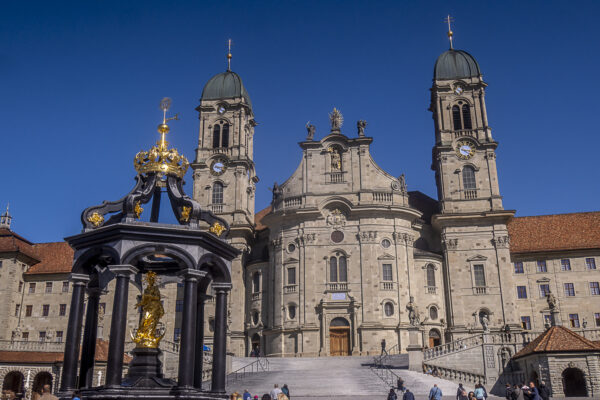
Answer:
457;383;468;400
429;384;443;400
538;381;549;400
504;383;513;400
381;339;387;355
281;384;290;399
402;388;415;400
511;384;525;400
243;390;252;400
468;392;476;400
270;384;282;400
40;385;58;400
397;377;405;392
474;384;485;400
388;388;398;400
528;382;541;400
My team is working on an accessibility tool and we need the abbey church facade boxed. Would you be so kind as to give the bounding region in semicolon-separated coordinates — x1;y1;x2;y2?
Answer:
1;45;599;366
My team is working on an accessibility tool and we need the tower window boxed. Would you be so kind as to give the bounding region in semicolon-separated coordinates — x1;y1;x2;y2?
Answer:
462;166;476;190
252;272;260;293
473;264;486;287
212;125;221;148
452;105;462;130
382;264;393;281
462;104;472;129
288;305;296;320
426;264;436;287
384;302;394;317
212;182;223;204
329;254;347;283
221;124;229;147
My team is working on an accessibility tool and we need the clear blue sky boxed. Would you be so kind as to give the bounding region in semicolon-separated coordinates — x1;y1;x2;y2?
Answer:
2;1;599;243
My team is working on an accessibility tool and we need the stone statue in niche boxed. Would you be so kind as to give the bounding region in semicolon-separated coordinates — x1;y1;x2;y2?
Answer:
305;122;316;141
357;120;367;137
480;314;490;332
328;147;342;171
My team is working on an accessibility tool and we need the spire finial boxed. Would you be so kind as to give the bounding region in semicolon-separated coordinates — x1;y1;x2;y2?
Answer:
444;15;454;49
0;203;12;229
227;38;232;71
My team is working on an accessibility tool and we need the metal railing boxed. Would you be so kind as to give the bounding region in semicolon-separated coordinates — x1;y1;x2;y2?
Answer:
370;344;400;388
226;356;269;385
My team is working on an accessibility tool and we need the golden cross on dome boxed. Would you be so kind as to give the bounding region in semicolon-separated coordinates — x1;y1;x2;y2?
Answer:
157;98;179;151
444;15;455;49
227;38;233;71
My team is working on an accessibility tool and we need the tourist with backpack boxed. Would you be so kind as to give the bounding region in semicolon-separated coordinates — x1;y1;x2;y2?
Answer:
457;383;468;400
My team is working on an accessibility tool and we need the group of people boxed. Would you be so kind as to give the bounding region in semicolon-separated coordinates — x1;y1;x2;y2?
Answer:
505;381;550;400
231;384;290;400
456;382;487;400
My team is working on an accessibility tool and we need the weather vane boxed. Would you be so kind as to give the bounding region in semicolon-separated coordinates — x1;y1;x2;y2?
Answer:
157;97;179;150
227;38;233;71
444;15;454;49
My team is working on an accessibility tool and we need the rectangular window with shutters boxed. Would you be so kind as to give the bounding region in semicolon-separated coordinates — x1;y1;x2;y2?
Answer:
45;282;52;293
22;332;29;341
287;267;296;285
39;331;46;342
569;313;580;328
564;283;575;297
18;282;23;292
382;264;393;281
521;316;531;330
62;281;69;292
514;262;524;274
29;283;36;294
25;305;32;317
42;304;50;317
59;304;67;316
517;286;528;299
15;304;20;317
56;331;63;343
587;258;597;270
539;284;550;298
537;261;547;273
473;265;486;287
561;259;571;271
590;282;600;296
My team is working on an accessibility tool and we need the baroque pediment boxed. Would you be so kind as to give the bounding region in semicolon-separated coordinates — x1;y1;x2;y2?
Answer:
377;253;395;260
467;254;487;262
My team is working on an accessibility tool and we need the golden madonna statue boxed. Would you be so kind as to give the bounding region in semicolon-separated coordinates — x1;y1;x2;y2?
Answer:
131;271;165;348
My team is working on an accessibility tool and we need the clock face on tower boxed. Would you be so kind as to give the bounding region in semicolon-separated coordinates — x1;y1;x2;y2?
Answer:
455;139;476;160
210;158;227;175
217;106;226;114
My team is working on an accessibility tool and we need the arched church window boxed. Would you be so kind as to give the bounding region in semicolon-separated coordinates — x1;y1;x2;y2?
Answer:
384;302;394;317
288;305;296;320
462;166;477;190
452;105;462;130
252;272;260;293
212;125;221;148
462;104;472;130
426;264;436;287
221;124;230;147
329;254;348;283
212;182;224;204
429;306;438;320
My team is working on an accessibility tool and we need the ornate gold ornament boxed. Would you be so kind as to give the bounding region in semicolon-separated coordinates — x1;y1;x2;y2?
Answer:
131;272;165;348
180;206;191;223
133;98;189;178
329;107;343;131
209;221;226;237
87;212;105;227
134;201;143;219
455;139;476;160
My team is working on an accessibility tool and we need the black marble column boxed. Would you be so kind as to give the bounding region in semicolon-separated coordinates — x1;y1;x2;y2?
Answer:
79;287;101;388
211;285;230;393
105;265;138;388
177;270;203;389
60;274;89;393
193;295;206;389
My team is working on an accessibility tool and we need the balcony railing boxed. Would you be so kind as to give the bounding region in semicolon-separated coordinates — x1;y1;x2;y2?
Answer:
381;282;394;291
426;286;437;294
210;204;224;213
283;196;302;208
284;285;297;294
0;340;64;352
373;192;393;203
328;172;345;183
474;286;487;294
463;189;478;200
327;282;348;291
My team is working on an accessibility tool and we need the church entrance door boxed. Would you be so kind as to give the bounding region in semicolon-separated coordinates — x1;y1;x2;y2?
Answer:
329;317;351;356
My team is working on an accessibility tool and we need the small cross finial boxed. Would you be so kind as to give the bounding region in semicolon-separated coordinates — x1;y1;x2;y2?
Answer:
444;15;454;49
227;39;232;71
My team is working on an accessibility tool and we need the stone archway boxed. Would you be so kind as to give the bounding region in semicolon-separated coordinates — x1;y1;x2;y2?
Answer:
428;329;441;348
329;317;350;356
32;371;53;398
562;367;587;397
2;371;24;398
251;333;261;356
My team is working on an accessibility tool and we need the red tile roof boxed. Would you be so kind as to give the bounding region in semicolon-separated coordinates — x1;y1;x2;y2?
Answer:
26;242;73;275
254;205;272;231
0;339;131;364
508;212;600;254
0;228;39;262
513;325;600;359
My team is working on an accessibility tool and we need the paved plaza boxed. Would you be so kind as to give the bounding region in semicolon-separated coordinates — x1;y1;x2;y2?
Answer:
227;356;494;400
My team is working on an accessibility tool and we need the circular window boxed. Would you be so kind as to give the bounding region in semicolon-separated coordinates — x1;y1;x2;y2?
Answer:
429;306;438;320
252;311;259;325
331;230;344;243
384;302;394;317
287;243;296;253
381;239;391;248
288;305;296;320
